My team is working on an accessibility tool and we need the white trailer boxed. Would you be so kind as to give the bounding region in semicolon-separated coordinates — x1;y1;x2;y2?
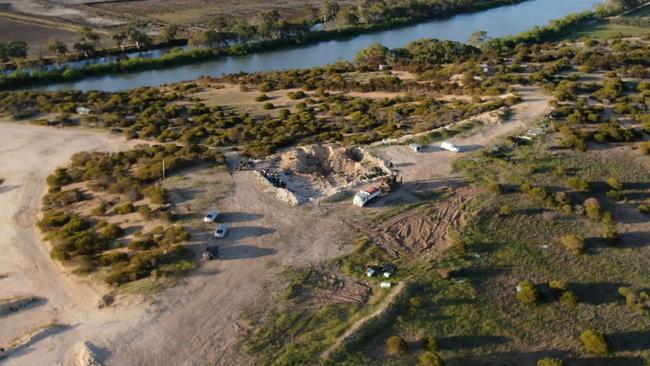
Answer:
353;187;381;207
409;143;422;152
440;141;461;153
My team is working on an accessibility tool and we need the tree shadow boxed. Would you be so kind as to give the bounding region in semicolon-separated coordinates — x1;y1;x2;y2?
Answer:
218;212;263;223
0;296;48;318
438;335;510;350
169;187;204;204
566;356;646;366
0;184;19;194
619;231;650;248
457;266;508;287
227;226;276;241
218;245;277;260
570;282;626;305
607;330;650;352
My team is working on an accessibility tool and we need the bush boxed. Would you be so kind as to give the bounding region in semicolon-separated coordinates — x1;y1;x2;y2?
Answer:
418;352;445;366
127;238;159;251
138;205;154;220
580;329;609;355
99;252;129;266
566;177;590;192
287;90;306;100
560;291;579;310
639;142;650;155
486;181;502;195
255;94;269;102
144;185;168;205
607;190;623;201
99;223;123;240
499;205;513;216
638;204;650;214
602;224;619;245
262;102;275;110
91;201;109;216
115;203;136;215
423;336;438;352
561;234;585;255
606;177;623;190
584;198;601;220
517;281;538;305
386;336;408;356
537;358;563;366
549;279;568;291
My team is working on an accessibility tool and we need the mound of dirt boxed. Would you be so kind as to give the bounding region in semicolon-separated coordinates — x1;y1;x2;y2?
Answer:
278;145;368;179
262;144;387;200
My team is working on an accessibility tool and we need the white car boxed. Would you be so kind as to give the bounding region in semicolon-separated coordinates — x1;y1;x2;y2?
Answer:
214;224;229;238
203;210;219;223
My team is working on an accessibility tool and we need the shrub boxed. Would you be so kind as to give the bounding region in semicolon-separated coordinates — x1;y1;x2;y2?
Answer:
262;102;275;110
418;352;445;366
584;198;601;220
91;201;109;216
99;252;129;266
561;234;585;255
606;177;623;190
580;329;609;355
127;238;159;251
99;224;123;240
639;141;650;155
639;204;650;214
560;291;579;310
160;226;191;245
287;91;306;100
255;94;269;102
607;189;623;201
499;205;513;216
566;177;590;192
549;279;568;291
386;336;408;356
517;281;538;305
115;203;136;215
537;358;563;366
602;224;619;245
486;181;502;195
138;205;154;220
144;185;168;205
409;296;423;308
423;336;438;352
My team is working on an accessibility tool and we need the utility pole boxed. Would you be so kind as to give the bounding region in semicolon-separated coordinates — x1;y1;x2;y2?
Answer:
162;159;166;180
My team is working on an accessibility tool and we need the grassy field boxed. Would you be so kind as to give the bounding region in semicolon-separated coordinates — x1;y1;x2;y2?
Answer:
0;17;78;55
560;20;649;40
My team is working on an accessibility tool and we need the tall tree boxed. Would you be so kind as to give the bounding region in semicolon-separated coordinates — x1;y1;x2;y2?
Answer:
47;37;68;57
158;24;179;44
468;31;489;47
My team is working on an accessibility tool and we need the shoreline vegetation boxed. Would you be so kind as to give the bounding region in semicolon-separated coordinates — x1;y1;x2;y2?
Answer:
0;0;531;90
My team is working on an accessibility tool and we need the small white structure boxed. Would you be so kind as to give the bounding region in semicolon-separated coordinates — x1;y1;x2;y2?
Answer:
76;106;91;115
378;64;388;71
380;282;392;288
353;187;381;207
440;141;461;153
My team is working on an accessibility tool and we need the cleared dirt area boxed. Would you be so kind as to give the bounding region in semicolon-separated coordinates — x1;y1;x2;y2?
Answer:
4;0;122;26
0;84;552;366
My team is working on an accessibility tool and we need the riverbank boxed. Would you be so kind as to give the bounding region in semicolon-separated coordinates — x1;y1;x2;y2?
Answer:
0;0;529;89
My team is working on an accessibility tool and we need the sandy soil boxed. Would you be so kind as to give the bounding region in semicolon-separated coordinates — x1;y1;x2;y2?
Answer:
4;0;122;26
0;85;552;366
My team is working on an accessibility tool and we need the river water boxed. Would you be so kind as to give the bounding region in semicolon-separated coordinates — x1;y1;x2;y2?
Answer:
38;0;602;92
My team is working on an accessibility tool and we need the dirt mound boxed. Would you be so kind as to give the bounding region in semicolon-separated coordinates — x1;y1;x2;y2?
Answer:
262;144;386;200
309;275;372;306
278;145;367;179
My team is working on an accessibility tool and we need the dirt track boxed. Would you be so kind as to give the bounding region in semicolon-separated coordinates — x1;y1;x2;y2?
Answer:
0;86;551;366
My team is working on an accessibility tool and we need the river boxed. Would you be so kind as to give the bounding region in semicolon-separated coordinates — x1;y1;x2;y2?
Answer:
38;0;602;92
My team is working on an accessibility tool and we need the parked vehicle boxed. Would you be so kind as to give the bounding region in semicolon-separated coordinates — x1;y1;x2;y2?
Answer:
440;141;461;153
202;246;219;260
353;187;381;207
203;210;220;223
409;143;422;152
214;224;229;238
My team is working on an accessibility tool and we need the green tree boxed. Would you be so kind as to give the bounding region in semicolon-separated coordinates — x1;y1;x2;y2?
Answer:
468;30;489;47
158;24;179;43
354;43;390;70
47;37;68;57
580;329;609;355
